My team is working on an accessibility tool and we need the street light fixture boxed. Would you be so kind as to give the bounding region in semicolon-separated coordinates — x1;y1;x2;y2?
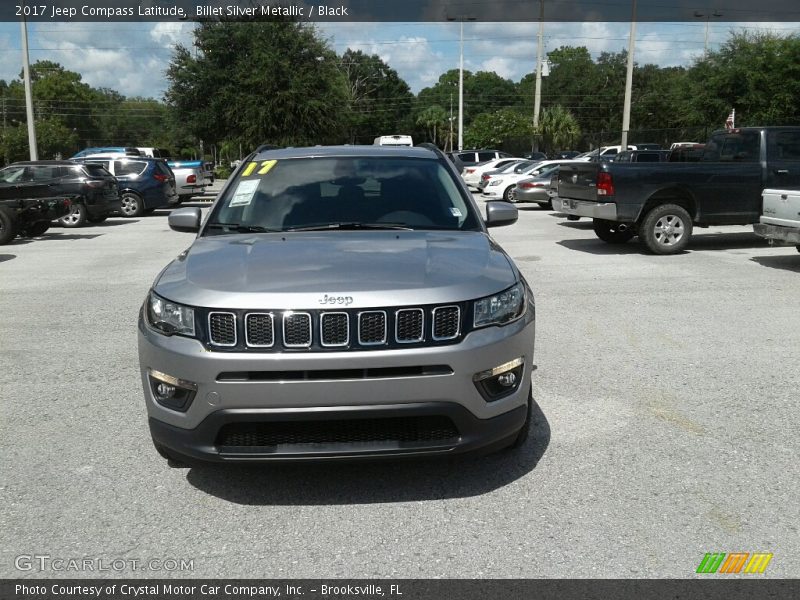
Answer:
694;10;723;56
446;14;476;151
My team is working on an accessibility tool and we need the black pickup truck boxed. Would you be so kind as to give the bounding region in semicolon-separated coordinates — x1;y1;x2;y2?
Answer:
557;127;800;254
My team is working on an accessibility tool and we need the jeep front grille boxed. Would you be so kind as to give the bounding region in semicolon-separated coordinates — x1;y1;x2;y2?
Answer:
283;312;312;347
396;309;424;343
358;311;387;345
245;313;274;347
208;312;236;346
206;303;467;351
320;312;349;347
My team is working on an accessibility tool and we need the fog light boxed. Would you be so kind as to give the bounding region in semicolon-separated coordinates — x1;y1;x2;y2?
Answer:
148;369;197;412
497;372;517;387
473;357;524;402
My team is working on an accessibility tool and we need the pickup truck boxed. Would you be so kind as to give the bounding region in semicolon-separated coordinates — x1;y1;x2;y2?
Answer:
754;188;800;252
165;160;206;203
557;127;800;254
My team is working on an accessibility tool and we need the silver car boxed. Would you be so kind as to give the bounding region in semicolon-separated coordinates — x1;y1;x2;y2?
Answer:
511;166;560;208
138;145;536;465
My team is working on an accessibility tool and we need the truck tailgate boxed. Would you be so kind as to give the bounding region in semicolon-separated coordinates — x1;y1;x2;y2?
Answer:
557;162;602;202
761;188;800;228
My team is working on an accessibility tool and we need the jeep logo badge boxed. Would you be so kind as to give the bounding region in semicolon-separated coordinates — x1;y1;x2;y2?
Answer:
571;174;578;184
319;294;353;306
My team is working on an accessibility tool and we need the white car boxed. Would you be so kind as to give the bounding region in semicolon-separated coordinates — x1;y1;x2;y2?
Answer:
481;159;584;202
575;145;637;161
462;157;524;190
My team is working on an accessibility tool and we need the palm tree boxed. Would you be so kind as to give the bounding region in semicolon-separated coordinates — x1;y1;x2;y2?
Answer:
538;105;581;153
416;105;448;146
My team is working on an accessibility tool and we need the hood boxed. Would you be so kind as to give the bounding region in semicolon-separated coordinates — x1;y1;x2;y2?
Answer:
154;231;517;309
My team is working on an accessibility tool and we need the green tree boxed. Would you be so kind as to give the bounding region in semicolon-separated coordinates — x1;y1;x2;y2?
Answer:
340;49;413;144
537;105;581;154
464;109;532;149
166;19;349;150
415;105;447;146
686;31;800;127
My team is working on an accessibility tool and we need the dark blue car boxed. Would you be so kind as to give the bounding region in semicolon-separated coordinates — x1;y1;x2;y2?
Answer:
71;156;178;217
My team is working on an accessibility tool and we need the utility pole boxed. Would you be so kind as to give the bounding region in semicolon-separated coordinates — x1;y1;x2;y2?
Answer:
694;10;723;56
447;14;476;151
620;0;637;152
533;0;545;152
449;92;454;153
20;10;38;160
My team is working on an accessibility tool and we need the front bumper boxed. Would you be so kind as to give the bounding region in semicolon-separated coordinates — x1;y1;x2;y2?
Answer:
481;187;504;200
754;223;800;244
559;198;618;220
139;308;535;462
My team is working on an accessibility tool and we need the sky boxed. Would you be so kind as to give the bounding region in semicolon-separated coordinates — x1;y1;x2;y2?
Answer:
0;20;798;99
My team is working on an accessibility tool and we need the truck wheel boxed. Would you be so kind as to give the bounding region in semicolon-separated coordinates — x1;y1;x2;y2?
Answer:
567;215;581;221
537;200;553;210
640;204;693;255
593;219;634;244
20;221;50;237
0;208;17;245
120;192;144;217
59;202;87;228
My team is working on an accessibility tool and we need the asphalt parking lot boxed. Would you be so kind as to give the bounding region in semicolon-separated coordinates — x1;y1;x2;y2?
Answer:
1;188;799;578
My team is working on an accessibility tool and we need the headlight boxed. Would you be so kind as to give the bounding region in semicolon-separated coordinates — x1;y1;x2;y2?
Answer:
473;282;525;328
146;292;196;337
489;180;501;186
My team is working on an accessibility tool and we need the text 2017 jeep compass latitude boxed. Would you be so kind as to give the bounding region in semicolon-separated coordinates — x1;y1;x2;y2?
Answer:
138;144;536;465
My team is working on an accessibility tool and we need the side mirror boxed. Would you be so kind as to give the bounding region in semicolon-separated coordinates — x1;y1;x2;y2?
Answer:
168;207;202;233
485;202;518;228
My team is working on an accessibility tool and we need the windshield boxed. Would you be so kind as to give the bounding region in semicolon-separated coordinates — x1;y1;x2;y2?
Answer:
205;156;481;235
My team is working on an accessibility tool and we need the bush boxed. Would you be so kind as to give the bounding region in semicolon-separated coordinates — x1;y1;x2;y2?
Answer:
214;165;232;180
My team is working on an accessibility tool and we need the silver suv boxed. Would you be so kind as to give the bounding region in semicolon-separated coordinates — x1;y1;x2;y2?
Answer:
137;145;536;465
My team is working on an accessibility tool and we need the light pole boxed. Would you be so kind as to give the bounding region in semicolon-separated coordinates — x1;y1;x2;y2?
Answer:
532;0;545;152
620;0;637;152
694;10;723;56
20;5;38;160
447;15;476;151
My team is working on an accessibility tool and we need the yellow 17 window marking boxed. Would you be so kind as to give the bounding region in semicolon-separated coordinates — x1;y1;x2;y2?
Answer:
242;160;277;177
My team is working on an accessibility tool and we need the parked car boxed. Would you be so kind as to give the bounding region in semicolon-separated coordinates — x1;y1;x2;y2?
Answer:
450;149;514;167
165;160;207;202
0;161;119;228
522;151;548;161
557;127;800;254
373;135;413;146
553;151;580;159
754;188;800;252
138;144;536;466
72;147;141;159
634;143;662;151
612;150;670;163
576;145;637;161
72;156;178;217
482;159;584;202
511;165;562;208
462;157;524;190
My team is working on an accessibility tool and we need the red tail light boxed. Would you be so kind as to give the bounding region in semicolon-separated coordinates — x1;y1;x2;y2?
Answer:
186;174;196;184
481;174;491;180
153;173;168;183
597;172;615;196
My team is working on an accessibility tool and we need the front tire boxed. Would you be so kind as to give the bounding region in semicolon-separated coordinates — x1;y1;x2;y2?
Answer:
640;204;693;255
0;208;17;245
593;219;635;244
503;186;515;202
120;192;144;217
59;202;87;228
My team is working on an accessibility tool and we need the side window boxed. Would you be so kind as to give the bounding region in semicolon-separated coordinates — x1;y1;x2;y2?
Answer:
115;161;147;177
477;152;495;162
30;166;59;181
637;153;661;162
603;148;618;156
769;131;800;160
457;152;475;163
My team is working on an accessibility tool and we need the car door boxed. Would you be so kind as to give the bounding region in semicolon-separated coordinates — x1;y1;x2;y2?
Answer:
764;129;800;190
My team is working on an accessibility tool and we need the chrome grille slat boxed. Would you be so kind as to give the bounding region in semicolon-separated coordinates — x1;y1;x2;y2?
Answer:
283;312;312;348
320;312;349;347
395;308;424;344
208;312;237;347
245;313;275;347
358;311;387;345
432;306;460;341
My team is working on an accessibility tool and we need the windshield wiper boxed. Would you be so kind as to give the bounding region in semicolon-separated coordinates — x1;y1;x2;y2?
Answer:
284;222;413;232
205;222;278;233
